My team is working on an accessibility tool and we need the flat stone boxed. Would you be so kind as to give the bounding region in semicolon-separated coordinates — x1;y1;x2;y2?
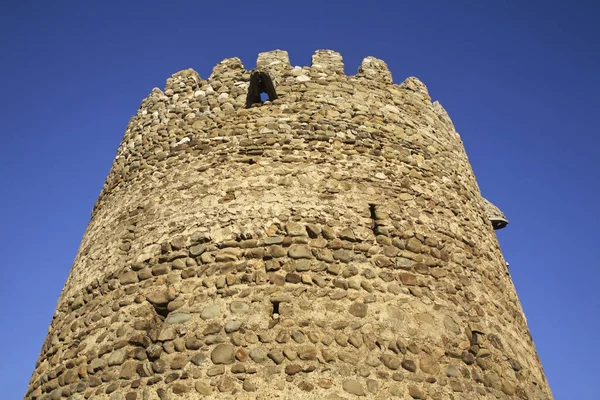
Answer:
120;271;138;285
264;236;284;245
195;381;212;395
151;359;167;374
285;364;302;375
268;351;285;364
402;359;417;372
189;244;206;256
170;354;189;369
445;364;459;377
120;360;137;379
185;337;202;350
201;304;220;320
381;354;401;370
207;365;225;376
108;348;127;366
249;348;268;363
230;301;250;314
211;344;235;364
343;379;365;396
152;264;169;276
172;383;190;394
298;381;314;391
286;222;306;236
172;258;186;270
288;244;312;259
298;345;317;360
420;357;440;374
333;249;353;262
225;320;242;333
443;315;461;334
166;312;191;324
409;384;426;399
349;302;367;318
243;379;258;392
147;291;169;306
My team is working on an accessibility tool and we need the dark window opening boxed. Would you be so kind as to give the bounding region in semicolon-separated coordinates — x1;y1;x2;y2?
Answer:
246;71;278;108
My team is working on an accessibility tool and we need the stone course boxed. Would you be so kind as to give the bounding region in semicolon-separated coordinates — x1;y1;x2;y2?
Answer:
25;49;552;399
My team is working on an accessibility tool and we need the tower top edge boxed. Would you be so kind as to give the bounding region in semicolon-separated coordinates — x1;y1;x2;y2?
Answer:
163;49;430;96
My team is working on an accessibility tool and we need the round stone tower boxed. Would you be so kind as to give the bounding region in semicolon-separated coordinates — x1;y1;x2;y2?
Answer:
26;50;553;400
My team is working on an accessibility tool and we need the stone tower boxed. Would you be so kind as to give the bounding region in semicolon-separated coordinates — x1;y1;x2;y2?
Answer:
26;50;553;399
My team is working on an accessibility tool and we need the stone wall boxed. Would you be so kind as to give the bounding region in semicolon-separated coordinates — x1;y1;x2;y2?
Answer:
26;50;553;399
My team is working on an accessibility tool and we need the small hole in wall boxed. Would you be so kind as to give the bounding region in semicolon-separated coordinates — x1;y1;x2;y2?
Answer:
271;301;280;318
369;203;377;234
151;304;169;320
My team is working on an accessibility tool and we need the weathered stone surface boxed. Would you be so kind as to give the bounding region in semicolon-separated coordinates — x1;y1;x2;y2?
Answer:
165;312;191;324
201;304;220;320
211;344;235;364
288;245;312;259
342;379;366;396
195;381;212;395
349;302;367;318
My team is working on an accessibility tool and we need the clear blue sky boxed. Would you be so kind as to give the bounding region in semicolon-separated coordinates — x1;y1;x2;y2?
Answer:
1;1;598;398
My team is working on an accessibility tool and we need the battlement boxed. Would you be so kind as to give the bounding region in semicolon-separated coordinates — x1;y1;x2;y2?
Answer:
157;49;432;106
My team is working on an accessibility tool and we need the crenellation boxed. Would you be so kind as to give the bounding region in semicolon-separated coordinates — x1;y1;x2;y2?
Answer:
311;49;345;75
27;49;552;400
356;56;393;84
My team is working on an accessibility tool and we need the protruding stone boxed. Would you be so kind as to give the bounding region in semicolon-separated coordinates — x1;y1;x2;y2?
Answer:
165;312;191;324
211;344;235;365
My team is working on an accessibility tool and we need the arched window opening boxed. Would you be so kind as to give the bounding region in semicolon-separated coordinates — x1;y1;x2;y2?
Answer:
246;71;278;108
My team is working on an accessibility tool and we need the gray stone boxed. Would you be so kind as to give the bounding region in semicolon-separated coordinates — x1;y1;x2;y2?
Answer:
108;348;127;366
445;364;459;377
230;301;249;314
190;244;206;256
225;320;242;333
201;304;220;320
288;244;312;259
211;344;235;364
166;312;191;324
443;315;461;334
264;236;284;245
